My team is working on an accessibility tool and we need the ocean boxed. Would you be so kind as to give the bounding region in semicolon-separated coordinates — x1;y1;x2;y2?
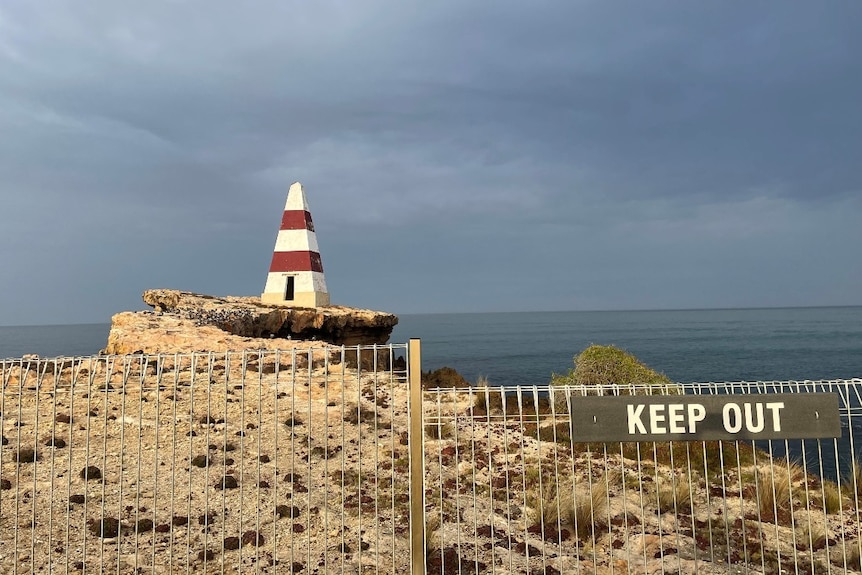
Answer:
2;306;861;384
2;307;861;477
392;306;862;385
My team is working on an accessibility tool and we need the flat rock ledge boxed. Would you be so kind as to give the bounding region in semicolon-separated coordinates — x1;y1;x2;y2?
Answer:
102;289;398;354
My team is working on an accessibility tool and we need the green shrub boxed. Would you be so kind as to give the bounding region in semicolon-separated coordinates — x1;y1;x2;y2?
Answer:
550;345;674;391
421;366;469;389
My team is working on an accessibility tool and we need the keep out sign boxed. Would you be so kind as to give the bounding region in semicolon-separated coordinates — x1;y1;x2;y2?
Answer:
570;393;841;442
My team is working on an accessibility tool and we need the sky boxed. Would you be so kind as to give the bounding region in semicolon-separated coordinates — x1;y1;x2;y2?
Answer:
1;1;861;325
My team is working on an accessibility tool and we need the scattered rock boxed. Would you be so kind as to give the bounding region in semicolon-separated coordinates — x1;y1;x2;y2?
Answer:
217;476;239;490
198;512;216;526
242;530;264;547
171;516;189;526
1;478;11;490
80;466;102;480
55;414;72;424
69;494;85;504
44;436;66;448
276;505;301;519
191;455;208;468
88;517;121;538
223;536;240;550
197;549;216;561
17;448;38;463
136;519;154;532
198;549;215;561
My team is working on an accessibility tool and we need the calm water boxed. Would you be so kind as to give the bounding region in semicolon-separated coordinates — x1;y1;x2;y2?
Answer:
2;307;861;384
0;323;111;359
392;307;862;385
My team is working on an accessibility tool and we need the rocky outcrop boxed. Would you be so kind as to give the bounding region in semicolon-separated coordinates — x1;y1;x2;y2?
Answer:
103;289;398;354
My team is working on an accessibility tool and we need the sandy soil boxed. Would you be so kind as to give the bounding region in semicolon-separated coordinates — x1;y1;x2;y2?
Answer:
2;353;861;575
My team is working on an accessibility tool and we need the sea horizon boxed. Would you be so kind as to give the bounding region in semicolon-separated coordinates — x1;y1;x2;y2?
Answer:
2;306;861;387
2;302;860;328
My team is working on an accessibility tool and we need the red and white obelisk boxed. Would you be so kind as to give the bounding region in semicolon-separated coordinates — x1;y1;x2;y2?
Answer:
261;182;330;307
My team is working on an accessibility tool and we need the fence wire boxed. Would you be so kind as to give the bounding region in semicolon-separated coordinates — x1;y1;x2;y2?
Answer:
423;380;862;575
3;346;862;575
0;346;410;575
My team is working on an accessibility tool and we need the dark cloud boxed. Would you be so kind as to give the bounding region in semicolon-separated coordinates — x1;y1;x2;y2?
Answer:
1;1;860;324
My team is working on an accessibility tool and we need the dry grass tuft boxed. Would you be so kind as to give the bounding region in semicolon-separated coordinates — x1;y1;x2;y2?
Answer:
657;475;693;514
471;383;503;414
756;467;792;522
832;541;862;571
425;513;442;552
820;480;844;514
424;419;454;440
528;478;608;541
846;460;862;498
797;520;828;551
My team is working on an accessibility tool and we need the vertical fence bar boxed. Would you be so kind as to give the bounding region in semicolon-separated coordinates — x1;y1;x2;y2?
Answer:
408;339;425;575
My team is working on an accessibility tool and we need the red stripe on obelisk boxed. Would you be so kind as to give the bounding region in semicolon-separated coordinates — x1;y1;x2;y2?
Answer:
269;251;324;273
280;210;315;231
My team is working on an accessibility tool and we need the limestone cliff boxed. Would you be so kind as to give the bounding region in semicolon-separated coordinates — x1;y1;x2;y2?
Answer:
103;289;398;354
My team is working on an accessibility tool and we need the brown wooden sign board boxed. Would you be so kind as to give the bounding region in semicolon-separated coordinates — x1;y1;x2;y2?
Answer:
570;393;842;442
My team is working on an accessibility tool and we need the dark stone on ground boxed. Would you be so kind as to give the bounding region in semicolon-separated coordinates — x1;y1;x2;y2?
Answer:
242;530;264;546
224;536;240;550
17;448;38;463
217;476;238;490
80;466;102;480
89;517;121;538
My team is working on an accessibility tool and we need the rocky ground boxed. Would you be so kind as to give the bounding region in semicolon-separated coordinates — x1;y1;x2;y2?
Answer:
103;289;399;354
1;353;861;574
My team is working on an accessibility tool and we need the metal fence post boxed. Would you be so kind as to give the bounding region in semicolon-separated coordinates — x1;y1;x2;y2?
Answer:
408;338;426;575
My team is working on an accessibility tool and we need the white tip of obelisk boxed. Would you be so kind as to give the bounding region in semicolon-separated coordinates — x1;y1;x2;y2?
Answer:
285;181;309;211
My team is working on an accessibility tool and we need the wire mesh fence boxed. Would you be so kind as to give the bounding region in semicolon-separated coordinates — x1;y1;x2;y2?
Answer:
3;342;861;575
0;345;411;575
423;380;862;575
